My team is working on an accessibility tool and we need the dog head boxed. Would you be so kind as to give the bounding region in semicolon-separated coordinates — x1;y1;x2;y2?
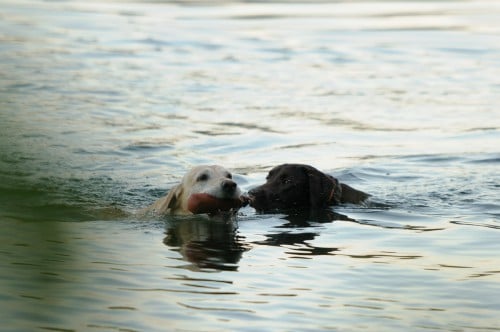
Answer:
248;164;341;212
166;165;243;215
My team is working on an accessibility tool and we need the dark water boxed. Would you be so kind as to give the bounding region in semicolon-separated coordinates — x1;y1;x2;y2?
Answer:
1;0;499;331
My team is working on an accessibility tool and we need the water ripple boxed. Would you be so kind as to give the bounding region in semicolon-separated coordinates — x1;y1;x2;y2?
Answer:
1;0;500;331
178;302;255;313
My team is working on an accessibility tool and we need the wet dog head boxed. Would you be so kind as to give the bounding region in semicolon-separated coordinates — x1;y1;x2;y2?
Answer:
164;165;243;215
248;164;341;212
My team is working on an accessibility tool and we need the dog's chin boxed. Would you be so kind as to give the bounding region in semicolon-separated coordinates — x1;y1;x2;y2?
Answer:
187;193;242;214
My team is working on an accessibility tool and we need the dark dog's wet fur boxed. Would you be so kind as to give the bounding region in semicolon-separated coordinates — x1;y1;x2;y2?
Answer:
248;164;369;212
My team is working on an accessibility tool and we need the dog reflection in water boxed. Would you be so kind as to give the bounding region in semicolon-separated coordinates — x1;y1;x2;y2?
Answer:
163;214;249;271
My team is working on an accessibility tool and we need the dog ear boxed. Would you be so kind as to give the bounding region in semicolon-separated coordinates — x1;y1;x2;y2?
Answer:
304;167;341;208
340;183;370;204
166;184;184;211
155;184;183;214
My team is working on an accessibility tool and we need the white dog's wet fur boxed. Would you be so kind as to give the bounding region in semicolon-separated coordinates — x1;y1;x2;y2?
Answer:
141;165;244;216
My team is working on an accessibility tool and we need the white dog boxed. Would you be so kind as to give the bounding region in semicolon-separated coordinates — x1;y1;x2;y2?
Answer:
142;165;246;216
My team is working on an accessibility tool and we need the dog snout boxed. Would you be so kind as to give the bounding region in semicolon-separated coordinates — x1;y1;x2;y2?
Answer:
248;187;265;208
248;187;259;197
221;179;237;193
248;187;266;200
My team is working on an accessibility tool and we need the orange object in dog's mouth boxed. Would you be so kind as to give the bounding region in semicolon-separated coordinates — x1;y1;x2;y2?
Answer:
187;193;242;214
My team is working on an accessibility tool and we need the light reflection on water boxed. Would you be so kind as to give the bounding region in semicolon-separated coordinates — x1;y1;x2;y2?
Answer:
1;0;500;331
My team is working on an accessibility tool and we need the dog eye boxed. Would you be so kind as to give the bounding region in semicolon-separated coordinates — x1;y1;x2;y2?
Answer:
197;173;209;182
280;175;290;184
226;173;232;179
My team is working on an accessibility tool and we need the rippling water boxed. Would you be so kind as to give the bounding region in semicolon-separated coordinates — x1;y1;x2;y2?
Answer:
1;0;499;331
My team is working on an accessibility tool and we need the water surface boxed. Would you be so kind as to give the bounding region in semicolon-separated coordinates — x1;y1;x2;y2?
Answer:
1;0;499;331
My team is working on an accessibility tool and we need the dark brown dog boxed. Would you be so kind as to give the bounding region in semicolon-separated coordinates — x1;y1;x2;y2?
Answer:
248;164;369;212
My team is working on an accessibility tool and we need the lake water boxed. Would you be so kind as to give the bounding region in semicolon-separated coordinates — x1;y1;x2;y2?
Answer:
1;0;499;331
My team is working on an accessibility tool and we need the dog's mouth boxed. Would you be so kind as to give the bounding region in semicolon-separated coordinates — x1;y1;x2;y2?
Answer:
246;192;290;212
187;193;245;214
246;193;263;209
240;194;252;206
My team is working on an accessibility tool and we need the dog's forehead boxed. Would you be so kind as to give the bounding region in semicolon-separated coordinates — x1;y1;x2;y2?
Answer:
267;164;321;181
209;165;230;176
185;165;229;179
270;164;303;175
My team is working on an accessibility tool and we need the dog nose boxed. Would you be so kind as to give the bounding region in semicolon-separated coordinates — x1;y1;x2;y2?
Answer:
222;179;237;193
